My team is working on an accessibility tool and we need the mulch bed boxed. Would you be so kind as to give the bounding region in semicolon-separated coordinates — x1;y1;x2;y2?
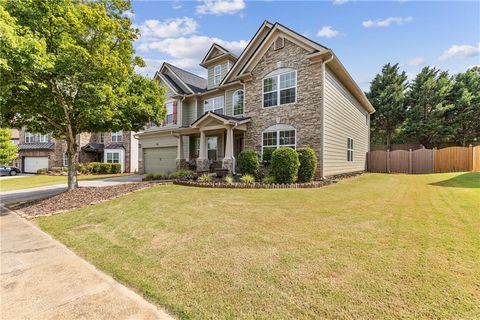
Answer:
10;182;165;219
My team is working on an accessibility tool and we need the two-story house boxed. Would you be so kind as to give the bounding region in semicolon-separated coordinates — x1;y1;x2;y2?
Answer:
16;130;139;173
136;21;375;178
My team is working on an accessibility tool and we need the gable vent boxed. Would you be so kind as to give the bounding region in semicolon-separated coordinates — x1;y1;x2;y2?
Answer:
273;37;284;50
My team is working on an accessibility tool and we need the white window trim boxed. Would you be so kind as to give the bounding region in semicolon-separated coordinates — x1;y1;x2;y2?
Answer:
25;132;33;143
213;64;222;85
262;70;297;109
104;148;124;172
204;95;225;114
38;134;48;143
112;130;123;143
261;128;296;159
165;100;175;125
347;137;354;162
232;89;244;116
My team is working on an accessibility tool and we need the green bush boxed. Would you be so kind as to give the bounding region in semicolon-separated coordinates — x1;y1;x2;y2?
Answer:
262;147;275;165
296;148;318;182
271;147;300;184
198;173;212;183
224;175;234;184
262;175;275;184
240;174;255;184
110;163;121;174
169;169;194;179
237;149;259;175
76;164;88;174
37;168;48;175
87;162;101;173
50;166;67;173
153;173;164;180
144;173;155;181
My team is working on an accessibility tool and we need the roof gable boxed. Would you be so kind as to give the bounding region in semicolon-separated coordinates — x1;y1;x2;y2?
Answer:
201;44;230;65
157;63;207;95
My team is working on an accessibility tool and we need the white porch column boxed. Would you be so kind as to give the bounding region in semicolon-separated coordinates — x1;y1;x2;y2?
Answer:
197;130;209;171
176;135;186;170
222;125;235;173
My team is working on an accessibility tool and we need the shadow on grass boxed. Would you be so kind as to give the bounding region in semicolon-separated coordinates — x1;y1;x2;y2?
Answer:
429;172;480;188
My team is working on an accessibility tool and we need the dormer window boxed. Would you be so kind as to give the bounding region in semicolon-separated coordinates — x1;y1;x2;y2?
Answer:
263;70;297;108
213;65;221;85
39;134;48;143
25;132;34;143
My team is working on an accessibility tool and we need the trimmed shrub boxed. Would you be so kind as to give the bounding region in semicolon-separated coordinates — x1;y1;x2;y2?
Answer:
237;149;259;175
296;148;318;182
76;164;88;174
50;166;68;173
240;174;255;184
262;175;275;184
198;173;212;183
169;169;194;179
87;162;101;173
224;175;234;184
271;147;300;183
144;173;155;181
37;168;48;175
110;163;121;174
262;147;275;165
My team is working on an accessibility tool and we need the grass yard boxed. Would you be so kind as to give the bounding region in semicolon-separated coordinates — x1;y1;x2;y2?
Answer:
0;174;127;192
38;173;480;319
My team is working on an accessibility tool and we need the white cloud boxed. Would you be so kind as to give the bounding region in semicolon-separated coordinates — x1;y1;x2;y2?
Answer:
317;26;340;38
406;57;425;67
333;0;349;5
137;17;198;39
196;0;246;15
172;0;183;10
362;16;413;28
438;43;480;61
137;35;248;59
123;10;135;19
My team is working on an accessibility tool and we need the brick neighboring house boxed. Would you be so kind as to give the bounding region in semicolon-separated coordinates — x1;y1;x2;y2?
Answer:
16;130;138;173
136;21;375;177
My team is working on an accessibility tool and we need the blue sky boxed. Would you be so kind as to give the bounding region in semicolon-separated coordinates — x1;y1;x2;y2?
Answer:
131;0;480;90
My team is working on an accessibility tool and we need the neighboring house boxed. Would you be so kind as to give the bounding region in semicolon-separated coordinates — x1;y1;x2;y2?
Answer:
136;21;375;178
16;130;139;173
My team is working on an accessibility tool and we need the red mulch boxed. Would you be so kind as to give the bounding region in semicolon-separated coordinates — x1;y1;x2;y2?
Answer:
11;182;162;217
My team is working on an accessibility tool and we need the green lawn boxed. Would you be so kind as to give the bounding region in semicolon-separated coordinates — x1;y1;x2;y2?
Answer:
0;174;127;192
37;173;480;319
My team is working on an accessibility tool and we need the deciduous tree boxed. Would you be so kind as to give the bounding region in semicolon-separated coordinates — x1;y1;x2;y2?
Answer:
0;0;165;190
0;129;18;165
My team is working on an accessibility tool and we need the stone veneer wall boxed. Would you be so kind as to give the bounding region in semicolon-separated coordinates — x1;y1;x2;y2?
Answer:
243;39;324;177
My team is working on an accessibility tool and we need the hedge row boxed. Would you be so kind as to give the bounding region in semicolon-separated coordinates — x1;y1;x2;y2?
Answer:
77;162;121;174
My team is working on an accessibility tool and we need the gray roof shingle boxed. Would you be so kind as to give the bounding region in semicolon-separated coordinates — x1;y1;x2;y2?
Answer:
165;63;207;93
18;143;55;151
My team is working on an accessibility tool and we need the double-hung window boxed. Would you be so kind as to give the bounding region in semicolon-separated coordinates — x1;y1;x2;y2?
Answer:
213;65;221;85
165;102;174;125
262;129;296;157
204;96;225;114
112;130;123;142
347;138;354;162
38;134;48;143
99;132;104;143
232;90;244;116
263;70;296;108
106;152;120;163
25;132;34;143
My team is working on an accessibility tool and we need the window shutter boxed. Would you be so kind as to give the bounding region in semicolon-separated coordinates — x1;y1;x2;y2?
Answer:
173;101;177;124
274;37;284;50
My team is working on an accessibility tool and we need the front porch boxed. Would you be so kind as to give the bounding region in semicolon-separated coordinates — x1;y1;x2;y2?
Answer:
174;112;250;174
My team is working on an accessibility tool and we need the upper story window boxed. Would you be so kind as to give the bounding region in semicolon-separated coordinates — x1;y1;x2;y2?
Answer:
204;96;225;114
112;130;123;143
347;138;354;162
233;90;244;116
99;132;104;143
38;134;48;143
263;70;297;108
25;132;34;143
213;65;221;85
165;101;174;125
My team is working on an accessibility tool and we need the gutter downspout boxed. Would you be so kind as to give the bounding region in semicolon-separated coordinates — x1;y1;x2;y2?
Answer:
321;52;334;179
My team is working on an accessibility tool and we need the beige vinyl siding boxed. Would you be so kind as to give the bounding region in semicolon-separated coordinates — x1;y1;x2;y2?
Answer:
139;135;189;160
182;99;196;127
158;79;176;99
323;67;369;176
225;85;243;116
207;59;234;89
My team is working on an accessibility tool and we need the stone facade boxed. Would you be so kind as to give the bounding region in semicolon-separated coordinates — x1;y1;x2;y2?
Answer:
243;39;324;177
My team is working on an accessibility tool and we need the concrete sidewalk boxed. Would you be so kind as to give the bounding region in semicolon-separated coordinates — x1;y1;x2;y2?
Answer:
0;207;173;320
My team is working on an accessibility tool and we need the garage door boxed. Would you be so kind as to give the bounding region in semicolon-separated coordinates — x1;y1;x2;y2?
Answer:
143;147;177;174
24;157;49;173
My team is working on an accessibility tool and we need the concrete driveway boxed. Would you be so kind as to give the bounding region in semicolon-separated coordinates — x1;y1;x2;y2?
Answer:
0;175;143;205
0;207;172;320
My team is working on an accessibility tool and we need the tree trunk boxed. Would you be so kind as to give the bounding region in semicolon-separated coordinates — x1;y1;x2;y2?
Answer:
386;133;391;151
65;133;78;191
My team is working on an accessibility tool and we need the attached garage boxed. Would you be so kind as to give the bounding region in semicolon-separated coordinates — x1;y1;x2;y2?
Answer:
143;147;177;174
23;157;49;173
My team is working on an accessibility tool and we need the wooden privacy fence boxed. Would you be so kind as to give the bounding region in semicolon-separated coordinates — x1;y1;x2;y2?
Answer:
367;145;480;174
